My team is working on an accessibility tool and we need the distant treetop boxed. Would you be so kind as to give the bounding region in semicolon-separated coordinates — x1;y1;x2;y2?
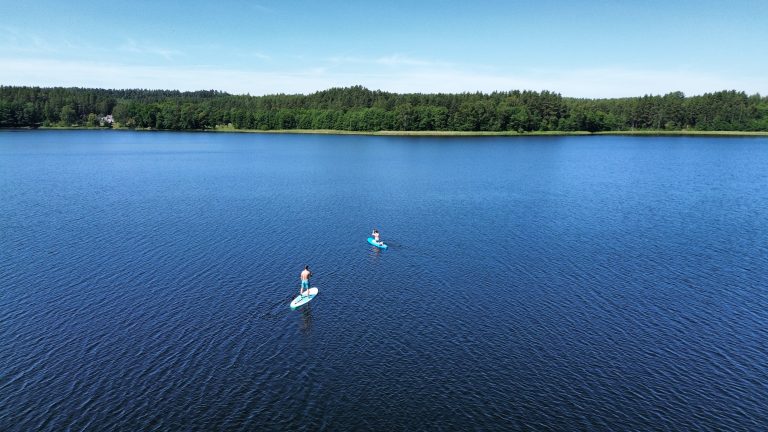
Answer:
1;85;766;132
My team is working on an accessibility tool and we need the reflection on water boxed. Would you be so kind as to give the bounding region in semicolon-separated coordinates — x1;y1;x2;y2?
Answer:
299;305;313;334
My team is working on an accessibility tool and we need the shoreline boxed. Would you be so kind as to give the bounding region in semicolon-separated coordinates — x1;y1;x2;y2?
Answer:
11;126;768;137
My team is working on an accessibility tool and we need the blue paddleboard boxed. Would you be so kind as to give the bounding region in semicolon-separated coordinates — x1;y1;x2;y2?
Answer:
367;237;388;249
290;287;318;309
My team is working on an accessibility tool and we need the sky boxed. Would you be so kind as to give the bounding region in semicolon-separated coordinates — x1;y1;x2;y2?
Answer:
1;0;766;98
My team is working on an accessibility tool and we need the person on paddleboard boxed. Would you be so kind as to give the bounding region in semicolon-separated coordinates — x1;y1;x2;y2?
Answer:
372;229;383;246
300;265;312;296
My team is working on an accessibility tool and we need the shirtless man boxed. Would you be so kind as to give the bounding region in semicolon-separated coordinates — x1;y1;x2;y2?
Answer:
300;265;312;296
372;229;383;246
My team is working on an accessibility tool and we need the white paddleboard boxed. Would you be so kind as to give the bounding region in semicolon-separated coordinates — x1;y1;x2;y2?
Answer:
290;287;318;309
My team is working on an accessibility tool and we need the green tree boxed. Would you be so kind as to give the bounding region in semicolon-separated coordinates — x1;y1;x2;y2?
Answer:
87;113;99;127
60;104;77;126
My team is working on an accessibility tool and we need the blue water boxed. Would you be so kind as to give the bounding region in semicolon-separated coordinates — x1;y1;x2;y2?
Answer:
1;130;767;431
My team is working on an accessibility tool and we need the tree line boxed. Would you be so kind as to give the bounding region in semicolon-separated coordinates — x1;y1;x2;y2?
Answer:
1;85;767;132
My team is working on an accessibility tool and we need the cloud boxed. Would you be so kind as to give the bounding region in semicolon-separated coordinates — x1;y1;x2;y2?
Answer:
344;66;767;98
0;58;330;94
119;39;184;60
0;57;764;98
234;50;272;61
326;54;447;68
0;26;58;54
374;55;441;67
249;3;274;13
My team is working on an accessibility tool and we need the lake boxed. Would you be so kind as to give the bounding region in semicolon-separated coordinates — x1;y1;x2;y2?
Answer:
1;130;767;431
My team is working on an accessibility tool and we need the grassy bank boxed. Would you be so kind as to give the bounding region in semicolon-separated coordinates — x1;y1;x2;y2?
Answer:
211;126;768;137
594;130;768;136
210;126;580;136
25;125;768;137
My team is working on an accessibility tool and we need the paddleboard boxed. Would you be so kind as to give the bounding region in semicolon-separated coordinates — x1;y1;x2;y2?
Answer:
367;237;388;249
290;287;318;309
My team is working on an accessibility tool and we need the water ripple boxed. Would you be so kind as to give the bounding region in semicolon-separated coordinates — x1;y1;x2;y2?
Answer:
1;132;768;430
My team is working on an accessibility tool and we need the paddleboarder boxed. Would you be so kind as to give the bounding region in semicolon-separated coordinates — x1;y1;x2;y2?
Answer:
372;229;383;246
300;265;312;296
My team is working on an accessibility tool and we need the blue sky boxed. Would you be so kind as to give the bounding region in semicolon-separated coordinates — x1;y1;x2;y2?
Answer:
1;0;766;97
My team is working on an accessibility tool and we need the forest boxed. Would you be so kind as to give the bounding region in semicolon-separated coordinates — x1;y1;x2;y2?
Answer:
1;85;767;132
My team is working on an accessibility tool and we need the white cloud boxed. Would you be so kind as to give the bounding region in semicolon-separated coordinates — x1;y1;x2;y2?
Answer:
346;66;767;97
234;50;272;61
0;57;764;98
245;3;274;13
374;55;437;67
119;39;184;60
326;54;448;68
0;58;330;94
0;27;56;54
